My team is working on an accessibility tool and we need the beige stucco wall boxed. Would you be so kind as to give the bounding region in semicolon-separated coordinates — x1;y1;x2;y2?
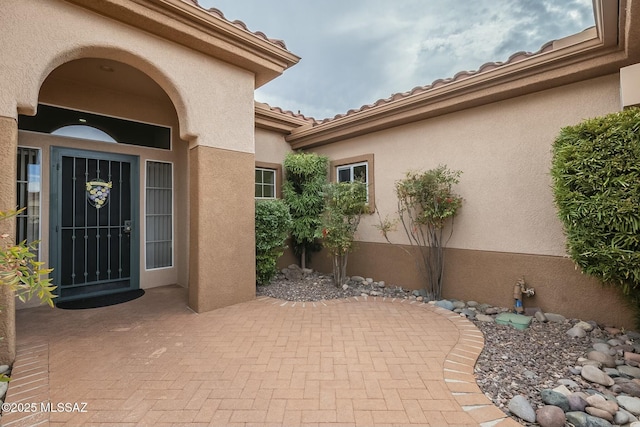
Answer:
0;0;255;154
1;0;260;317
255;128;292;165
311;74;621;257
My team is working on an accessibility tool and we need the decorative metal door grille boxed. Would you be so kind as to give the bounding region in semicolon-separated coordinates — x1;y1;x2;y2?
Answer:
51;148;139;301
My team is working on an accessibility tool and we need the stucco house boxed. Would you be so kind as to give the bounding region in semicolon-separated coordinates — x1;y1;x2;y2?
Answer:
0;0;639;365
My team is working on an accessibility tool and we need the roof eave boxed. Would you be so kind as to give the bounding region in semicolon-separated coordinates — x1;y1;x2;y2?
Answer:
287;0;632;149
255;102;311;133
64;0;301;88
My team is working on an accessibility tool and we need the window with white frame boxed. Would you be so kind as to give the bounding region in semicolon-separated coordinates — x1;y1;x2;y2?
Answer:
16;147;41;257
336;161;368;184
331;154;375;211
145;161;173;269
255;167;276;199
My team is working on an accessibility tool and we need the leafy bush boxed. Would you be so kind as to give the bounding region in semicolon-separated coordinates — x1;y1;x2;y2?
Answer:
551;107;640;296
282;152;328;269
377;165;463;300
0;210;56;306
255;200;292;285
321;181;368;287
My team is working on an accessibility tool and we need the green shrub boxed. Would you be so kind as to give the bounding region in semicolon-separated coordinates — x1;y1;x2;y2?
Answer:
255;199;292;285
551;107;640;297
321;181;368;287
282;152;328;269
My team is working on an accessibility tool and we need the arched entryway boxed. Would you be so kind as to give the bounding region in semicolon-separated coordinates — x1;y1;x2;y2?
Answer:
17;58;189;304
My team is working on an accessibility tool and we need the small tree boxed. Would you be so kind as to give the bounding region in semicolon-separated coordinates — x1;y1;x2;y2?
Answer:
321;181;368;287
377;165;462;300
282;152;328;269
551;108;640;300
255;200;292;285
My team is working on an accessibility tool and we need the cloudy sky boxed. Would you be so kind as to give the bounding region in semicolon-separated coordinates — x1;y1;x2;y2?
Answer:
199;1;595;120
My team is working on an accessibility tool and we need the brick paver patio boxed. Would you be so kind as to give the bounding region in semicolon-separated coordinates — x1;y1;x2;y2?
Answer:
3;285;519;426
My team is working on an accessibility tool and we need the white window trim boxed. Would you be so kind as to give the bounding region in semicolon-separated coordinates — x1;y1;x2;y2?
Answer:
255;167;277;200
144;159;174;271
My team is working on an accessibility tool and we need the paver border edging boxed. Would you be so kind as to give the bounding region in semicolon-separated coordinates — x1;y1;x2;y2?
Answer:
257;295;520;427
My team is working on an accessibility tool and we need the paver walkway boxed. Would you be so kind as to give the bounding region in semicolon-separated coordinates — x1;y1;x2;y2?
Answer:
3;285;519;426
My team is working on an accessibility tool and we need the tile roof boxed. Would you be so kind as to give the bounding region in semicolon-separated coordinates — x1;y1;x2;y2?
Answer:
180;0;288;50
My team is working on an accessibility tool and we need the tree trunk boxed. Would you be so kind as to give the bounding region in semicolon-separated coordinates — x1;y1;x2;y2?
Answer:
301;245;306;270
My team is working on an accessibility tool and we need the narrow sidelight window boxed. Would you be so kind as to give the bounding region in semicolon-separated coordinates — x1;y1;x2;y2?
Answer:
16;147;41;257
145;161;173;269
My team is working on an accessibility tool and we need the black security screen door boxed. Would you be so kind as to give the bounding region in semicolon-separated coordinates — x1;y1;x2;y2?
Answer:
50;148;139;302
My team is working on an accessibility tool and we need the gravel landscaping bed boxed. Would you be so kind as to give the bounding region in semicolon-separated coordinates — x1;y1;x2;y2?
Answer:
258;267;640;427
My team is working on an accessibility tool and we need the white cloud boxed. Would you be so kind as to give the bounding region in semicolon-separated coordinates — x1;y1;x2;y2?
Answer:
198;0;594;119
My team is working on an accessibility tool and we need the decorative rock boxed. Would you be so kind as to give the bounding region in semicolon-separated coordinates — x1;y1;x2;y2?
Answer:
614;410;630;425
545;313;567;323
608;339;624;346
452;300;465;309
466;300;478;307
0;382;6;399
342;284;349;291
619;365;640;379
567;326;587;338
617;396;640;415
475;314;495;323
587;397;618;415
282;266;303;281
626;352;640;364
592;342;611;353
536;405;566;427
587;350;617;368
351;275;365;282
535;311;548;322
558;379;580;390
434;300;454;311
0;365;8;375
566;411;613;427
460;309;476;319
552;384;572;396
620;381;640;397
523;370;537;379
603;368;620;377
365;277;374;283
568;394;589;412
605;327;621;335
576;321;595;332
377;281;385;288
508;395;536;423
585;406;614;422
581;365;614;386
485;307;499;315
541;389;570;412
619;408;639;423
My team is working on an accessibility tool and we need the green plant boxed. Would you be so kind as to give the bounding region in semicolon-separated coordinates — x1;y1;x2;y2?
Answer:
321;181;368;287
282;152;329;269
376;165;463;300
255;200;292;286
551;107;640;300
1;209;57;381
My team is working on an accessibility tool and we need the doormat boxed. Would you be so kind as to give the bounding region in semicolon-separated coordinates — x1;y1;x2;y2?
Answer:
55;289;145;310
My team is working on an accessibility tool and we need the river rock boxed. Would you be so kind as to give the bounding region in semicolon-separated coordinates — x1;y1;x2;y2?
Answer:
541;389;570;412
620;381;640;397
558;379;580;390
435;300;454;311
587;350;617;368
466;300;478;307
592;342;612;353
552;384;572;396
626;352;640;364
569;394;589;411
535;311;548;322
508;395;536;423
585;406;614;422
568;326;588;338
536;405;566;427
545;313;567;323
452;300;465;309
566;411;613;427
614;410;630;425
475;314;495;323
575;320;594;331
619;365;640;379
351;275;365;282
581;365;614;386
587;398;618;415
617;396;640;415
485;307;499;315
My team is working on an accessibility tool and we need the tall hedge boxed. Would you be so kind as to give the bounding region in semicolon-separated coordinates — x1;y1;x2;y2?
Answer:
282;152;328;269
551;107;640;297
255;200;292;285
